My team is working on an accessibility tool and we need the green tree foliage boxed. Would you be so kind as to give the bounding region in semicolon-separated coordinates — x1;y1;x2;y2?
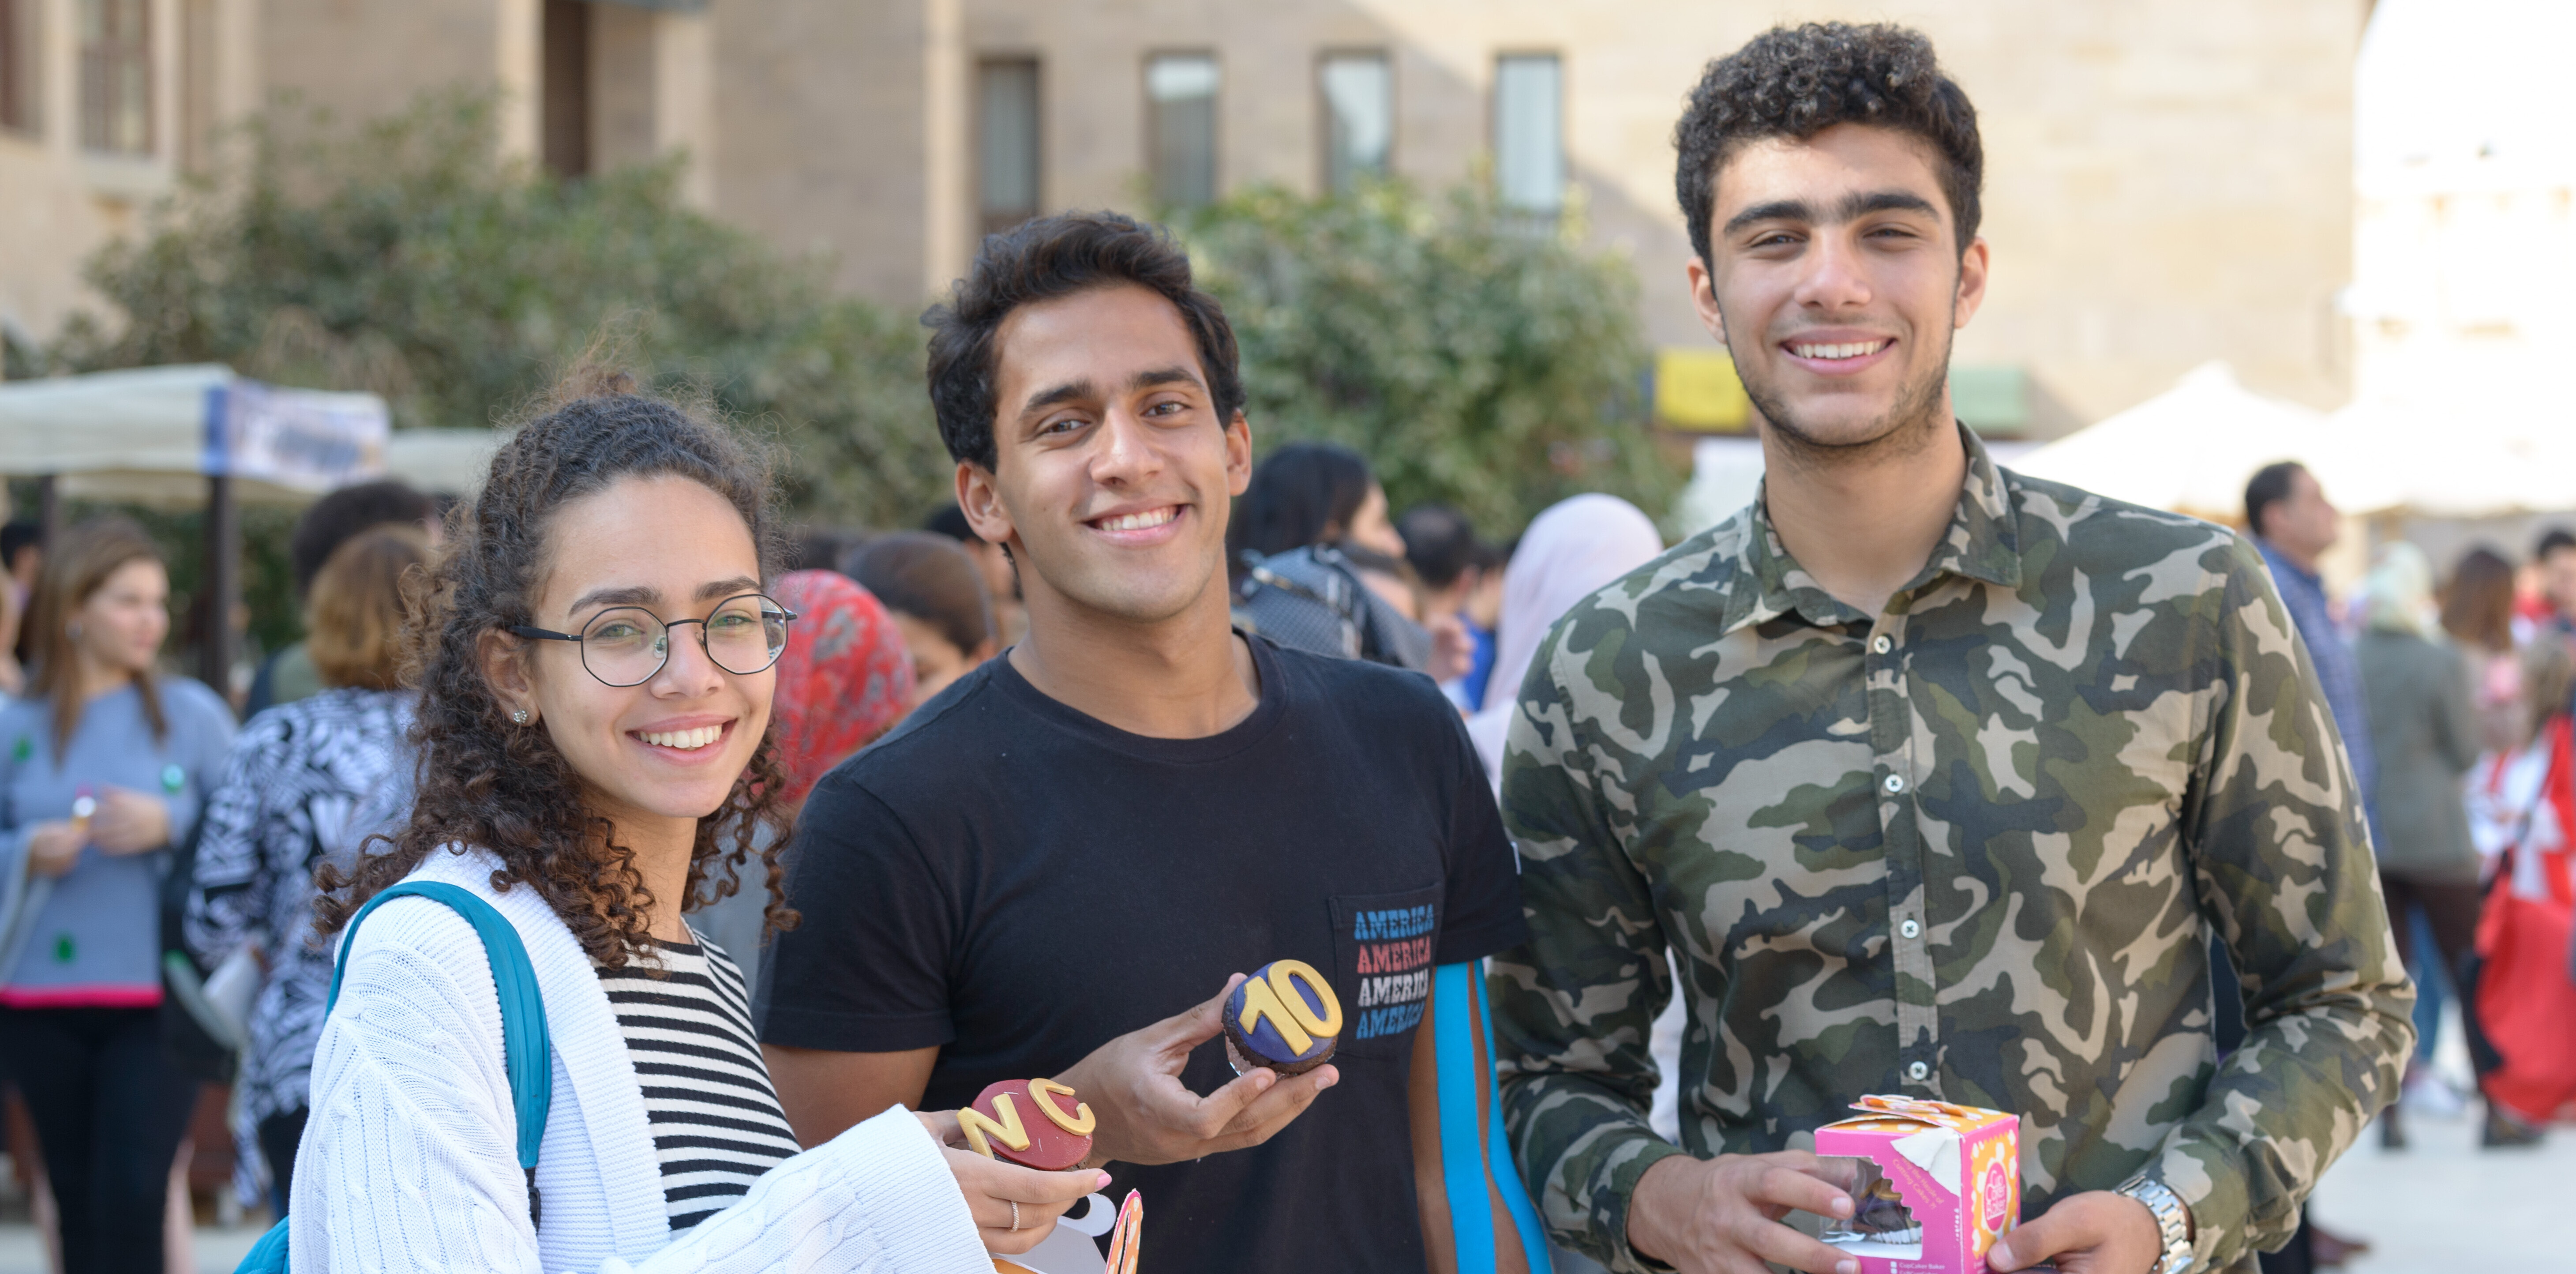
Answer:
1173;182;1678;536
46;90;953;531
40;87;1676;623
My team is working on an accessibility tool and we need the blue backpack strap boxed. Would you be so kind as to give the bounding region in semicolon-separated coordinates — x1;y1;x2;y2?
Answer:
233;1218;289;1274
235;880;554;1274
329;881;553;1221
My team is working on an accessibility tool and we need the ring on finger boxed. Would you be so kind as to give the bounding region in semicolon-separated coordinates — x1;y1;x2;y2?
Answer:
1009;1200;1020;1232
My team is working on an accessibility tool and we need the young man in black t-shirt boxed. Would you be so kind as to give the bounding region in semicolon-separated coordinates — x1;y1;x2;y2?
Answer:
756;211;1543;1272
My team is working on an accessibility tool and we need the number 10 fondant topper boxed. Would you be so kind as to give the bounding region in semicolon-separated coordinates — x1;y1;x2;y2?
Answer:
960;1077;1098;1170
1224;958;1345;1076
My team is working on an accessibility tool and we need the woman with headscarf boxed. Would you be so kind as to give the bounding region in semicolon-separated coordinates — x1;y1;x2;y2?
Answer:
1465;494;1664;789
689;569;912;997
2356;542;2486;1149
1462;492;1676;1203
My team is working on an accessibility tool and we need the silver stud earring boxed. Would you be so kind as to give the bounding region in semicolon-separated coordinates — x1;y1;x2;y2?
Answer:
510;709;530;725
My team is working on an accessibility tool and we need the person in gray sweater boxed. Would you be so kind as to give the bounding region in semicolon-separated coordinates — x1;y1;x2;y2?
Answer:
0;516;236;1274
2355;544;2491;1150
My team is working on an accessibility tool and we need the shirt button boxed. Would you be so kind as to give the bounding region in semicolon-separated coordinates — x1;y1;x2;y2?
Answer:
1883;774;1906;794
1872;635;1893;654
1908;1061;1931;1082
1900;918;1922;940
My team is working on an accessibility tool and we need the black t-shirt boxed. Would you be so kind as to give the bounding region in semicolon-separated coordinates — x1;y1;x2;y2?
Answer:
757;633;1526;1273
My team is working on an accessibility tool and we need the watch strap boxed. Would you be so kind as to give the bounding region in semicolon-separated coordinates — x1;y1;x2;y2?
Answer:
2115;1173;2195;1274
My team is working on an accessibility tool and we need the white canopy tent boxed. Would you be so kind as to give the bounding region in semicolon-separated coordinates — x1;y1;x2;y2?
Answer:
0;363;501;687
0;363;502;504
2010;362;2378;521
2016;361;2576;523
2319;396;2576;519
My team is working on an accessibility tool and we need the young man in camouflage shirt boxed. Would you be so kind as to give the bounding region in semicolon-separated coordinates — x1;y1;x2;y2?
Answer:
1487;23;2414;1274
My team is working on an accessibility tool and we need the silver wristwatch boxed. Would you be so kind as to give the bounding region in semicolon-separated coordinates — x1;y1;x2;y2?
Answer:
2115;1173;2194;1274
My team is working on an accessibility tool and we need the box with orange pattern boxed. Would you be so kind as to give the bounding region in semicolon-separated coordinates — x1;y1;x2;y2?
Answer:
1815;1096;2019;1274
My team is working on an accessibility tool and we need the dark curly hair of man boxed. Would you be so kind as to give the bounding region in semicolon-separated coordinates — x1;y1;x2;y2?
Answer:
1674;22;1983;268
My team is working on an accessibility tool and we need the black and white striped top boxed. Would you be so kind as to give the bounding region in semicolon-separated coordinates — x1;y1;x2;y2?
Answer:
597;930;802;1232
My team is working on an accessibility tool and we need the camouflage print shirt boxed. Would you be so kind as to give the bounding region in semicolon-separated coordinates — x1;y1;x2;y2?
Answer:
1489;430;2414;1274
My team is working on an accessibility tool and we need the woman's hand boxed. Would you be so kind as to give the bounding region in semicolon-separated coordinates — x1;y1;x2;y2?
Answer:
86;786;172;854
918;1110;1110;1255
25;821;84;878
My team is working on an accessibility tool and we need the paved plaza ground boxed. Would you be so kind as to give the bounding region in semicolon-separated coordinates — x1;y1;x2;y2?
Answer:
2306;1099;2572;1272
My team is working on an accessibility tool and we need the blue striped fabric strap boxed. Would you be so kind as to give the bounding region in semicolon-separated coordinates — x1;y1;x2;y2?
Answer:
1433;961;1553;1274
330;881;552;1172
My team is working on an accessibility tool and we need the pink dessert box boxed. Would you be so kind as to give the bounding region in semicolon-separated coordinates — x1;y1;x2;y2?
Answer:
1815;1095;2020;1274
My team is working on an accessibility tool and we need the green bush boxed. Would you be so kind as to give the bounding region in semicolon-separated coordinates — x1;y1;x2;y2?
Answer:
45;89;952;531
1173;181;1678;536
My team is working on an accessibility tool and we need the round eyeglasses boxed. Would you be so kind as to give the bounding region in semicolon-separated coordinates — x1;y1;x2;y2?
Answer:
510;594;797;688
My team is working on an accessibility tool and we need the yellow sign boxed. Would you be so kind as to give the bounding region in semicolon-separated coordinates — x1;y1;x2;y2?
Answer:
1655;348;1751;432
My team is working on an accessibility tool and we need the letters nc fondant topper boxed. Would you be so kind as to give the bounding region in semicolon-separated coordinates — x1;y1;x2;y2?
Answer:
960;1077;1096;1170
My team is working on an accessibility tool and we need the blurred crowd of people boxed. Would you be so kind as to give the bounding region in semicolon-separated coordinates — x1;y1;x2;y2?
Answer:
2240;461;2576;1266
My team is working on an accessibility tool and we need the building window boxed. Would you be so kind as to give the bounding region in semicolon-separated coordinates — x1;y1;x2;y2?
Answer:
79;0;151;154
978;58;1041;235
1145;52;1218;209
1;0;39;135
1318;51;1391;196
1493;53;1563;214
541;0;591;177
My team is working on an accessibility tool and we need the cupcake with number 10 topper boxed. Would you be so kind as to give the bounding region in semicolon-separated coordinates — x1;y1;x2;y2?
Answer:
1222;959;1345;1076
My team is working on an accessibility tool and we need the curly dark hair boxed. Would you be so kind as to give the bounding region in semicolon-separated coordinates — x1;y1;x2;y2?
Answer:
1675;22;1983;268
314;368;798;968
924;210;1245;473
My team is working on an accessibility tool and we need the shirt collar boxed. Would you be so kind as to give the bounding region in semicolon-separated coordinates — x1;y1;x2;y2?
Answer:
1724;425;2024;635
2256;538;2321;589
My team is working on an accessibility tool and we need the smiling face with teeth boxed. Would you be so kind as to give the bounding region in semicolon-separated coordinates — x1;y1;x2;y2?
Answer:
484;474;775;859
957;283;1253;636
1687;123;1990;461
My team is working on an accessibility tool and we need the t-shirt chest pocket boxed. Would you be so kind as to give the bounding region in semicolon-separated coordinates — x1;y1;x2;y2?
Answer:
1327;884;1442;1060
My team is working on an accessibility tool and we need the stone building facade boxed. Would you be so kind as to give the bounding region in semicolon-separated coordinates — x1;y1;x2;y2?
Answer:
2;0;257;353
2;0;2366;436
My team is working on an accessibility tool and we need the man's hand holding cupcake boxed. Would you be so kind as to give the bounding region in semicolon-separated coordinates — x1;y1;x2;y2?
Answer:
1050;973;1339;1168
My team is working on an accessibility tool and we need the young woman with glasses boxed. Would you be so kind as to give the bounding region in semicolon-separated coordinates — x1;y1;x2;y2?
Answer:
290;373;1099;1273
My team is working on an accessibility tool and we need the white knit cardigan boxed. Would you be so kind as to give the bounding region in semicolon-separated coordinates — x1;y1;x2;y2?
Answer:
289;847;989;1274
